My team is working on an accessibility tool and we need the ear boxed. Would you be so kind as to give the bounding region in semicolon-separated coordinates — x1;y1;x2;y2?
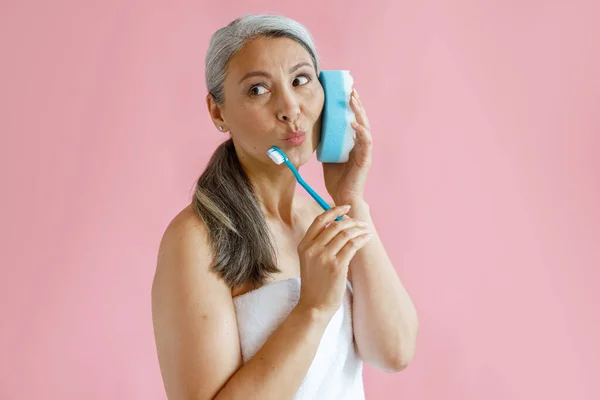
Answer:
206;93;228;132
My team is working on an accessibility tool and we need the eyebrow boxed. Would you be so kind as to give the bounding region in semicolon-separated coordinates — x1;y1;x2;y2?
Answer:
238;61;314;84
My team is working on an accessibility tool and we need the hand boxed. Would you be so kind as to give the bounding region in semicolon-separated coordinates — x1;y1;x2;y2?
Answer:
322;88;373;206
296;205;374;319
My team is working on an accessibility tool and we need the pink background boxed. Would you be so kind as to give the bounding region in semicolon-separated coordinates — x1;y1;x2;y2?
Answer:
1;0;599;399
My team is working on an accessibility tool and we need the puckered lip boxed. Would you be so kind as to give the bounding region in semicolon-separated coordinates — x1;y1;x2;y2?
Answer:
283;130;306;140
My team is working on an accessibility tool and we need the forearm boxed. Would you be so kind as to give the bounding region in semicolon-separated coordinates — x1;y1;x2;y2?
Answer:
214;303;330;400
347;201;419;372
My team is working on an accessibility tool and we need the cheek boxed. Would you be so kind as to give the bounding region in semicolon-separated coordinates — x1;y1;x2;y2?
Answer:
227;100;263;128
309;87;325;144
308;85;325;118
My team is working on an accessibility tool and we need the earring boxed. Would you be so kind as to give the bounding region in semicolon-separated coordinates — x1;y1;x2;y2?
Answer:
218;125;223;131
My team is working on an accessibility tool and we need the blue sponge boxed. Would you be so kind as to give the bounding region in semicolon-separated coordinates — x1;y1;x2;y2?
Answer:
317;70;356;163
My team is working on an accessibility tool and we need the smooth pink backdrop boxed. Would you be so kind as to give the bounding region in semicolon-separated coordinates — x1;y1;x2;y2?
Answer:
1;1;598;399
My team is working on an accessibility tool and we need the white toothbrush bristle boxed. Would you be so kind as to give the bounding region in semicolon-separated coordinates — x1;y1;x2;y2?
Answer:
266;148;285;165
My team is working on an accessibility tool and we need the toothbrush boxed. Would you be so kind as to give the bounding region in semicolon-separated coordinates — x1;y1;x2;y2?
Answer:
266;146;343;221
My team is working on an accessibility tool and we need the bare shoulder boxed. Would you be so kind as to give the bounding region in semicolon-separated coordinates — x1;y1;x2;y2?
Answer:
153;204;216;292
155;204;211;271
151;203;241;400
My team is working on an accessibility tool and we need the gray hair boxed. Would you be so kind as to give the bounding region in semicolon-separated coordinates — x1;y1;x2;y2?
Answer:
193;14;320;288
205;14;320;104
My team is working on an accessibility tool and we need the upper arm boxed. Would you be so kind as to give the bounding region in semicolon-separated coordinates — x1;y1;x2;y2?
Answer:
151;211;242;400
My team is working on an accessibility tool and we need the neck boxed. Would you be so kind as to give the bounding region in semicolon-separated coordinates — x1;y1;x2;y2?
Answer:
236;148;299;225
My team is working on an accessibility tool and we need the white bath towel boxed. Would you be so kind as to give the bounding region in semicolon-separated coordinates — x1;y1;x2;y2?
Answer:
233;277;365;399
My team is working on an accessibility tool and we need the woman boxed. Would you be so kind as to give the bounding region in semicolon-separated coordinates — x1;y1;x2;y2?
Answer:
151;14;419;400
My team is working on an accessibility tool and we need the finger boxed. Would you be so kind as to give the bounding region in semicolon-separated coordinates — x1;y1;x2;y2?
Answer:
315;218;369;247
350;120;373;165
350;89;370;130
336;232;374;265
351;121;373;147
324;226;372;256
304;205;352;241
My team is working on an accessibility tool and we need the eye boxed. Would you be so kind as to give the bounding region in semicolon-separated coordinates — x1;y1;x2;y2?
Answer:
293;75;310;87
249;85;269;96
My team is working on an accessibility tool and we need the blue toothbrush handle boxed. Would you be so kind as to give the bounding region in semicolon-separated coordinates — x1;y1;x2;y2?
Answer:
286;161;343;221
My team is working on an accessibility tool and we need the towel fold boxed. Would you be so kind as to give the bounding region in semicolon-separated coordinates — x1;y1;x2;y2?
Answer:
233;277;365;399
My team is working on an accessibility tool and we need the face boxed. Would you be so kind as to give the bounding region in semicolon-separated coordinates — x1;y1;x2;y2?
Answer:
210;36;324;167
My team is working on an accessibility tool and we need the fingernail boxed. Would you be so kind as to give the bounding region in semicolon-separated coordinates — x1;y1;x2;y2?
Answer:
354;89;360;99
359;221;369;227
343;204;352;210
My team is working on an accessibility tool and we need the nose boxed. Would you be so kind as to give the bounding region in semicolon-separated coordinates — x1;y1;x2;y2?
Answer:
276;88;300;124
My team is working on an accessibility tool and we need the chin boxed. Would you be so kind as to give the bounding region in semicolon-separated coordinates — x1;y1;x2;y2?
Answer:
286;142;314;167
